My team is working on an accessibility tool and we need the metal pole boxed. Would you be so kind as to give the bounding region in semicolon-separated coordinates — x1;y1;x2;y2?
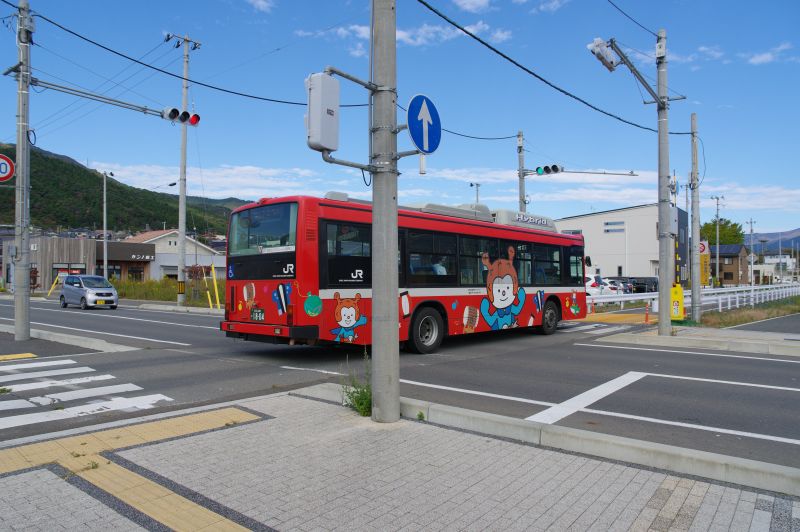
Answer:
517;131;525;212
779;231;782;282
690;113;700;321
14;0;31;341
103;172;108;279
747;218;755;306
656;29;671;336
177;36;189;306
710;195;722;287
370;0;399;423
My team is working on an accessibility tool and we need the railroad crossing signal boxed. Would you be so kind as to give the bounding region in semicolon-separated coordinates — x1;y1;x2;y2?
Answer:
161;107;200;126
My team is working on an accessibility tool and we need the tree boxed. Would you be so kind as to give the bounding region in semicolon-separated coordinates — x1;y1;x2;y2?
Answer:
700;217;744;245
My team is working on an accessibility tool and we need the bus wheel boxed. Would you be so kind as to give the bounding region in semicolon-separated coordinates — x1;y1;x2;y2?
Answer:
408;307;443;354
538;300;559;335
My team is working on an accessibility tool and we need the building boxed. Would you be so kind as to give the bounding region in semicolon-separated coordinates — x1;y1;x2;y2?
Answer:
555;204;689;284
709;244;750;286
95;241;156;281
125;229;225;280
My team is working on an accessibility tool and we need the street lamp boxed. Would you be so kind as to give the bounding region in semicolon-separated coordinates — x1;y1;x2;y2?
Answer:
469;182;481;204
153;181;177;191
102;171;113;279
710;195;724;287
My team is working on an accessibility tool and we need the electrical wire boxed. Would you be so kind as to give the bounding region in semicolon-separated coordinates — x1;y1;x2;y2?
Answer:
415;0;690;136
697;135;707;186
606;0;658;38
396;103;516;140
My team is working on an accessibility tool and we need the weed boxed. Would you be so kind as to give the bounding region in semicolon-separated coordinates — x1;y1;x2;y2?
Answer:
701;295;800;328
341;353;372;417
0;387;10;395
417;411;425;421
225;421;238;427
88;461;99;470
52;404;64;410
70;451;86;458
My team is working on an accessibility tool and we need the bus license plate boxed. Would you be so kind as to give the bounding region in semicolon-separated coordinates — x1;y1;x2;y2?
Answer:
96;300;105;305
250;308;264;321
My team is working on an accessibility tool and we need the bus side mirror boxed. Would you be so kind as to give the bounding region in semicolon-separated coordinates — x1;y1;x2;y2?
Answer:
585;256;592;267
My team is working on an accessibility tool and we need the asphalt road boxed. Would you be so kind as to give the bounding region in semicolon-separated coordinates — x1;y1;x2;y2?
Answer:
1;300;798;470
729;312;800;335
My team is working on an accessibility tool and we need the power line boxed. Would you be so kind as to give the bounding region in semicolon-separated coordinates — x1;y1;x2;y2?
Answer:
396;103;515;141
415;0;690;135
606;0;658;38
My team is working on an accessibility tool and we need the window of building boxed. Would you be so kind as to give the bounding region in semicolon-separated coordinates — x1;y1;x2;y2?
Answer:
724;257;733;265
723;272;733;280
618;266;623;276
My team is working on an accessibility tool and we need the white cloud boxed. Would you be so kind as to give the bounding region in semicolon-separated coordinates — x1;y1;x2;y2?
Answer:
349;42;367;58
698;45;724;60
452;0;491;13
245;0;275;13
531;0;570;14
396;21;492;46
490;28;512;44
739;42;793;65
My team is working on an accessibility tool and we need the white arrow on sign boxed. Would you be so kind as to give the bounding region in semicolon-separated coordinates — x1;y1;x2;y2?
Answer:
417;99;432;152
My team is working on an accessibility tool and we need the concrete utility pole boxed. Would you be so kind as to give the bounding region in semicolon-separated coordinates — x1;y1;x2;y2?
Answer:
370;0;399;423
102;171;113;279
655;29;672;336
14;0;32;341
690;114;701;321
746;218;755;306
711;195;723;287
517;131;526;212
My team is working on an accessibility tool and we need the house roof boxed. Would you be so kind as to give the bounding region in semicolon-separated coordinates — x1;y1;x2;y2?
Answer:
125;229;218;254
710;244;748;256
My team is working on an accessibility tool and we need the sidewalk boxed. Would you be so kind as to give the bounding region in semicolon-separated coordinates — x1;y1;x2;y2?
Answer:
1;384;798;531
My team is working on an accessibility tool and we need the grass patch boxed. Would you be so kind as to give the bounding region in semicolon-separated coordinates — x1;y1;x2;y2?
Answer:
111;277;225;308
701;296;800;328
341;353;372;417
0;387;10;395
592;300;649;313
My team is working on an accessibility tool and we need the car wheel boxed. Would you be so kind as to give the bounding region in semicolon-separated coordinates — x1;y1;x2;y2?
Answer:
407;307;444;354
59;295;67;308
80;297;88;310
537;300;559;335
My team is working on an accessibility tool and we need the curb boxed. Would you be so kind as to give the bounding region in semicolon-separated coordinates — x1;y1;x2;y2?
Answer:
0;324;137;353
299;383;800;497
597;332;800;357
137;303;224;316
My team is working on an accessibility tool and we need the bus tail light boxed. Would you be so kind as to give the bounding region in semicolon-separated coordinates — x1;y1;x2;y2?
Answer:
286;304;294;326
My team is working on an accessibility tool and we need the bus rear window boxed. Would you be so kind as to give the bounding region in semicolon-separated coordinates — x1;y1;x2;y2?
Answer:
228;203;297;256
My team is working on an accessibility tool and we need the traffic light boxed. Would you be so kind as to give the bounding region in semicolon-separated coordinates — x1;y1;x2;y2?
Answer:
535;164;561;175
161;107;200;126
587;37;618;72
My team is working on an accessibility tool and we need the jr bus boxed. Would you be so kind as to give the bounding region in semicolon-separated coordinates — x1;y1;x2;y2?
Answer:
220;192;589;353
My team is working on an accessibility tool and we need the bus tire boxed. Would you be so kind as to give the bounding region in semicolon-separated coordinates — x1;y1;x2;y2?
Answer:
408;307;444;354
538;300;559;335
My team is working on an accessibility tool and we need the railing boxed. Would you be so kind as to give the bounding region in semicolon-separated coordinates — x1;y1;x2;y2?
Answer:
587;282;800;314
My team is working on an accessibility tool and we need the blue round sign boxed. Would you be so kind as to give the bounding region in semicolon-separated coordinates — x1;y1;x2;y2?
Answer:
407;95;441;154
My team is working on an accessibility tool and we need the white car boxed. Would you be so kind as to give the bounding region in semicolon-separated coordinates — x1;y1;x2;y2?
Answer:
585;275;605;296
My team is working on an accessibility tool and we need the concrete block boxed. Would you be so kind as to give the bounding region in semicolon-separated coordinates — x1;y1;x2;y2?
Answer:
427;403;542;445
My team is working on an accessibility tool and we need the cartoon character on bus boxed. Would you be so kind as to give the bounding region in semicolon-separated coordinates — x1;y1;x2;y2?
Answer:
480;246;527;330
330;292;368;343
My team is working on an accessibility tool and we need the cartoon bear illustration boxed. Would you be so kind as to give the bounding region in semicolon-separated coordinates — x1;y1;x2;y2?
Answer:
330;292;368;343
479;246;526;330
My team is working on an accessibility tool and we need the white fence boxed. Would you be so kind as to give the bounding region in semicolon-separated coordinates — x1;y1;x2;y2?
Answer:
587;283;800;314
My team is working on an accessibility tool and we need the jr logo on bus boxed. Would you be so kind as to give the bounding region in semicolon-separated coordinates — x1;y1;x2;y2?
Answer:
282;264;294;274
351;269;363;279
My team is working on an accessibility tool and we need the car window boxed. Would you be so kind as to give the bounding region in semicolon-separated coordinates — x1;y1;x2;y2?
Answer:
82;277;113;289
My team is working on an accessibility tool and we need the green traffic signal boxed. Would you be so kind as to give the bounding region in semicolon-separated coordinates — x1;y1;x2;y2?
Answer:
535;165;561;175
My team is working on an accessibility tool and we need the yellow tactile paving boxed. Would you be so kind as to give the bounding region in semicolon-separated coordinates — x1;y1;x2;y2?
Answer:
0;353;37;362
0;407;261;530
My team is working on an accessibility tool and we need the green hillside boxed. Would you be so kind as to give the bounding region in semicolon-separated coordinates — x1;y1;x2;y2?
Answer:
0;144;248;234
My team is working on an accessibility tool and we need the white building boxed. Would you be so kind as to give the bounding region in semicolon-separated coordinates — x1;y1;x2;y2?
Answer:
125;229;225;280
555;204;689;282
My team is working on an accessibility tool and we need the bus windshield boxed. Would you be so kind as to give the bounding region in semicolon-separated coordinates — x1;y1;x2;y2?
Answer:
228;202;298;256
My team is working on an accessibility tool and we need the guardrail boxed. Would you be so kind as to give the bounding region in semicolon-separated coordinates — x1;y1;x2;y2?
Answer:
587;282;800;314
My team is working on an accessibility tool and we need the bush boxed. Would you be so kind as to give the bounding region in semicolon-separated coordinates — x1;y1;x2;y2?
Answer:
112;277;225;307
341;353;372;417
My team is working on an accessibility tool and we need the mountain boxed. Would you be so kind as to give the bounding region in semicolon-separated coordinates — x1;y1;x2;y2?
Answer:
749;228;800;254
0;144;248;235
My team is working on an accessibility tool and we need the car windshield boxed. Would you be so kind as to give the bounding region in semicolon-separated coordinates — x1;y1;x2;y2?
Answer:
82;277;112;288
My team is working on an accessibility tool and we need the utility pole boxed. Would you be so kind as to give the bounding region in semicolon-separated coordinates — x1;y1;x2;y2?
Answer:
517;131;526;212
102;171;113;279
746;218;755;306
13;0;32;341
370;0;399;423
711;195;723;287
470;182;481;204
690;113;700;321
655;30;672;336
779;232;783;282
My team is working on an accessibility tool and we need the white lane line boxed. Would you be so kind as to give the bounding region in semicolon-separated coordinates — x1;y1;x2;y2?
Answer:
560;324;605;333
0;359;77;371
583;325;629;335
526;372;646;424
0;367;94;384
0;394;174;430
648;372;800;393
726;312;800;329
580;407;800;446
400;379;557;407
0;318;191;346
5;375;116;392
574;343;800;364
6;304;218;329
28;383;143;405
0;400;35;411
281;366;345;376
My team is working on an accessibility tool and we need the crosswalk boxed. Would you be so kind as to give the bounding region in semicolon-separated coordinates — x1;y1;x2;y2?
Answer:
0;358;172;431
557;322;631;336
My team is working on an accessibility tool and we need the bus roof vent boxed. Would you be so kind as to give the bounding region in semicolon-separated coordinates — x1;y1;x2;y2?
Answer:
420;203;493;222
324;191;350;202
492;210;558;232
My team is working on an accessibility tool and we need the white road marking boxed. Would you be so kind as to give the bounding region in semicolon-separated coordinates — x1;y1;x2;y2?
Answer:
28;383;143;405
0;394;174;430
0;318;191;346
0;367;94;384
582;325;629;335
3;304;218;329
525;372;646;424
281;366;345;376
559;324;605;333
648;372;800;393
400;379;557;407
574;343;800;364
0;359;77;371
4;375;116;392
0;400;35;411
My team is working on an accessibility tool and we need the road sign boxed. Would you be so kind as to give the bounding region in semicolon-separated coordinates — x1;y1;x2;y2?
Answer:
699;240;709;254
0;154;15;182
407;95;441;154
700;254;711;286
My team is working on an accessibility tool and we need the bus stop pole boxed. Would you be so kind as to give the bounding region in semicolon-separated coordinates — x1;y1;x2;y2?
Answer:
369;0;400;422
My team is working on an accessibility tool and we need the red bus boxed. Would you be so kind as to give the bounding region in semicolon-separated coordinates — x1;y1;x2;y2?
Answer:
220;192;588;353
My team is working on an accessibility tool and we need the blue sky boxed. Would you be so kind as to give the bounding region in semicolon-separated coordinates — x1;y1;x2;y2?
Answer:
1;0;798;233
